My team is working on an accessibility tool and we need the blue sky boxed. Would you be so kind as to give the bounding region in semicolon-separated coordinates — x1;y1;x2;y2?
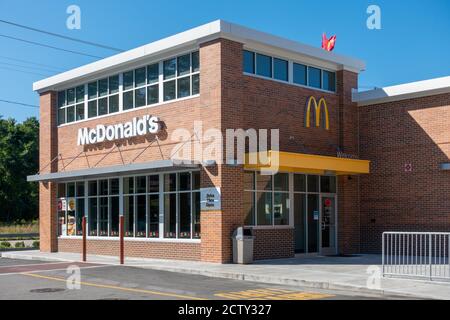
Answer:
0;0;449;122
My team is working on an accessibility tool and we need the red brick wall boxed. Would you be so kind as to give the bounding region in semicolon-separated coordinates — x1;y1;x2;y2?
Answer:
253;228;295;260
359;93;450;253
58;239;201;261
39;92;58;252
336;71;361;254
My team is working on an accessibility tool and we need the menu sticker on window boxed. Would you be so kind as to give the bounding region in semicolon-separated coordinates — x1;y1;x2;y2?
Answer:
200;187;221;211
314;210;319;221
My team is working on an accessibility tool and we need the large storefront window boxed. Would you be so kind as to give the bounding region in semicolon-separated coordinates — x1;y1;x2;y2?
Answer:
57;171;201;240
87;178;120;236
57;181;85;236
244;172;290;226
244;172;337;228
163;172;201;239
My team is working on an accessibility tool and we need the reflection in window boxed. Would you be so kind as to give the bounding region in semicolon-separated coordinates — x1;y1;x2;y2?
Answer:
57;173;200;240
148;195;159;238
256;192;272;226
274;193;289;225
110;197;119;236
256;53;272;78
274;58;288;81
136;195;146;237
323;70;336;92
124;195;134;237
243;50;255;74
164;193;176;238
293;63;307;86
179;193;191;238
308;67;322;89
88;198;98;236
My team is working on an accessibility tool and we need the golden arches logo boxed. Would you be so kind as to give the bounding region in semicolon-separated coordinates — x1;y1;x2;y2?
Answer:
305;96;330;130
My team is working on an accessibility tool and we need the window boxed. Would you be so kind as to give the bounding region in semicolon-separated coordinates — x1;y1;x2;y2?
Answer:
87;178;120;236
320;176;336;193
307;175;320;193
163;172;200;239
87;75;120;118
57;181;85;237
242;50;336;92
274;58;288;81
308;67;322;89
256;53;272;78
58;172;200;240
293;63;307;86
243;50;255;74
122;65;159;110
244;172;290;227
322;70;336;92
163;51;200;102
57;86;84;125
57;51;200;126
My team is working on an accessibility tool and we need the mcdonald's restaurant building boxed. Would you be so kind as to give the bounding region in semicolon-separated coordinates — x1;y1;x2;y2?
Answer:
29;20;450;263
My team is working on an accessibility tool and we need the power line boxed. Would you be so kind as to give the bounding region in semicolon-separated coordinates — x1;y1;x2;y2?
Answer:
0;55;66;72
0;99;39;108
0;66;49;77
0;19;124;52
0;61;57;74
0;33;103;59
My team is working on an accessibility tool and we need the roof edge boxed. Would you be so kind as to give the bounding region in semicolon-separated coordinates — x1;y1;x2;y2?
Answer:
33;19;365;93
353;76;450;106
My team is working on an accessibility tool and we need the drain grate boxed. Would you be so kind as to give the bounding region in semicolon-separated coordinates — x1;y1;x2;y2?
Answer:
30;288;66;294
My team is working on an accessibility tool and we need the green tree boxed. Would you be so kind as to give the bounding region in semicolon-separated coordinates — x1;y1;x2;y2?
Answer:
0;117;39;223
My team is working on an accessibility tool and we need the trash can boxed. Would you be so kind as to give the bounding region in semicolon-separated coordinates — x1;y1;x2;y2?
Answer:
232;227;254;264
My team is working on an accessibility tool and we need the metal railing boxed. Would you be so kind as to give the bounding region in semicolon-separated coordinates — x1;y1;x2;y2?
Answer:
382;232;450;281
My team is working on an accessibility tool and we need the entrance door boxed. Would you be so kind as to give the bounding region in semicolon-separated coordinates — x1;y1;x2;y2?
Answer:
294;194;306;253
320;195;337;255
307;194;320;253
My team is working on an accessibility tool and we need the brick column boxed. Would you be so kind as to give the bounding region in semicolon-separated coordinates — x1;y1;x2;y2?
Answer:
199;38;246;263
39;91;58;252
336;70;361;254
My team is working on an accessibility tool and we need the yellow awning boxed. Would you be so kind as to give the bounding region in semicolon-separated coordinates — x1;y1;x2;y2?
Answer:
244;151;370;175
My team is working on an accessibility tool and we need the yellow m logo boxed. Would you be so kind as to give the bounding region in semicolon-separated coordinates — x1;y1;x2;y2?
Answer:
305;96;330;130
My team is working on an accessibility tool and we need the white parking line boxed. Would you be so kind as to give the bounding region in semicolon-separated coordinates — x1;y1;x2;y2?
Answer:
0;263;112;277
0;261;71;269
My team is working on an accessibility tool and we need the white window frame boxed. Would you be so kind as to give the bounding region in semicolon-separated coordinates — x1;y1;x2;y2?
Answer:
243;49;337;94
56;49;200;128
57;169;201;243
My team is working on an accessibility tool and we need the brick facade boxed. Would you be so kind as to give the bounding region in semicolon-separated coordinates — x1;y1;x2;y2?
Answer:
38;37;362;262
359;93;450;253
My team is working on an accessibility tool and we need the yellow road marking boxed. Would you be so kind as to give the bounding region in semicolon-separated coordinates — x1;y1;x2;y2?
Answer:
22;272;208;300
215;288;334;300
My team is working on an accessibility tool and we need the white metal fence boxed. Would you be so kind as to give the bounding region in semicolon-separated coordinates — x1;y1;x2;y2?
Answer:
382;232;450;281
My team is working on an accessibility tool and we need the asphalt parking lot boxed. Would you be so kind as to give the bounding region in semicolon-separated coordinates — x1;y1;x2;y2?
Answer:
0;257;403;300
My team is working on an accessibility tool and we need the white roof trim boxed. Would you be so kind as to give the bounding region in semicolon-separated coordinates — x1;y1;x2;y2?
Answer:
33;20;365;92
353;76;450;106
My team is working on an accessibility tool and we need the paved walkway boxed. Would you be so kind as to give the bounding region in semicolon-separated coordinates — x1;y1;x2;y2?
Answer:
2;251;449;300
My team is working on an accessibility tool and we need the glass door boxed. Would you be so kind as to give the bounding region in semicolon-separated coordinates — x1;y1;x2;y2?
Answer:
294;194;306;253
307;194;320;253
320;195;337;255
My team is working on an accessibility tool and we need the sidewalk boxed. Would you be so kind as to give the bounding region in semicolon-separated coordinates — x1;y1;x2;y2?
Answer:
2;250;449;300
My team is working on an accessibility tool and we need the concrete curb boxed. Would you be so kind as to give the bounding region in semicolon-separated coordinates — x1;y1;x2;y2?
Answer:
131;264;425;300
0;252;438;300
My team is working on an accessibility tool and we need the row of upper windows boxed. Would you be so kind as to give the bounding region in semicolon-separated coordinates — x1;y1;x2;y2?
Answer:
57;51;200;126
243;50;336;92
